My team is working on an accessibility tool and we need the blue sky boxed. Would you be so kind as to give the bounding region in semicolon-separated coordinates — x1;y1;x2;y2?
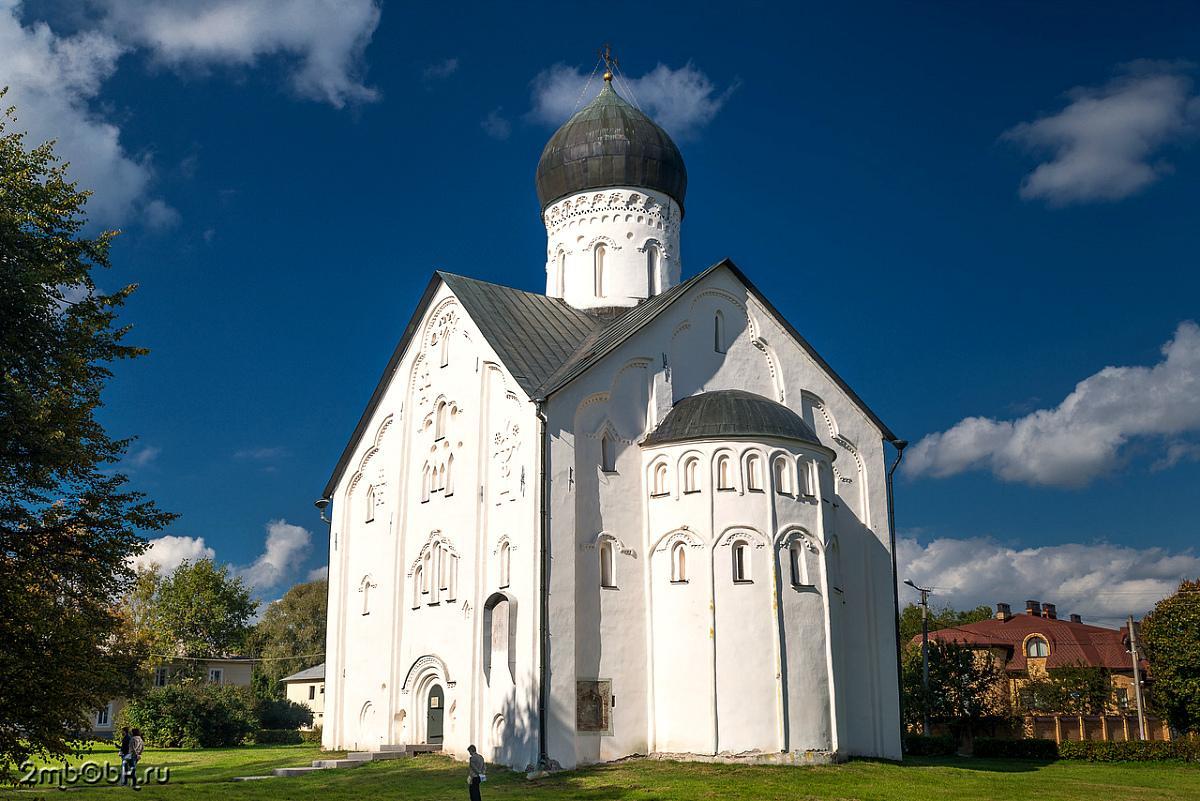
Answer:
6;1;1199;622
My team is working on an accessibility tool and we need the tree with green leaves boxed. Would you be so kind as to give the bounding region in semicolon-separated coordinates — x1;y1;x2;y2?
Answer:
902;640;1009;741
247;578;327;700
154;559;257;666
1141;579;1200;734
0;95;173;778
899;602;993;645
1017;664;1114;715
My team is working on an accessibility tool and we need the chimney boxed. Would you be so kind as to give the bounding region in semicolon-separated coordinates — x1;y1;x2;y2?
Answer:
1043;603;1057;620
1026;600;1041;616
1070;614;1082;624
995;602;1012;621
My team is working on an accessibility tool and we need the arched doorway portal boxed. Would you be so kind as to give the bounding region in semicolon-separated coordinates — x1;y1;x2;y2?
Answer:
426;684;444;744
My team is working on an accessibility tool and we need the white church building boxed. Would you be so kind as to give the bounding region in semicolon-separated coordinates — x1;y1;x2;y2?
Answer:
320;73;903;770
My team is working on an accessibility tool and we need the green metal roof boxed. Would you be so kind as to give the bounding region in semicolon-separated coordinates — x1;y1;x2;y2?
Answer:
642;389;823;447
535;81;687;213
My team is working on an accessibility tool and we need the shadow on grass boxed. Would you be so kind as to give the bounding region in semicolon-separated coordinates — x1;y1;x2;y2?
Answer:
887;755;1054;773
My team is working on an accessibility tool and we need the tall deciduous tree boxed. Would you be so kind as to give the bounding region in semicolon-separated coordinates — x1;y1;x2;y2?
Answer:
902;640;1009;740
1141;579;1200;734
154;559;256;664
248;579;328;699
0;97;173;777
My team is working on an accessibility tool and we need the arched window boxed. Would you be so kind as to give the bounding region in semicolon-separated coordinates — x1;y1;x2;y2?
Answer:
671;542;687;583
439;330;450;367
1026;636;1049;658
732;540;750;582
789;540;807;586
773;457;791;495
594;243;606;297
421;465;431;503
412;566;422;609
599;540;615;589
601;433;616;472
556;250;566;295
646;245;659;295
652;462;669;496
422;552;432;594
435;400;448;440
365;485;376;522
746;454;763;491
798;459;813;496
714;311;726;353
717;455;734;490
439;545;450;591
445;454;455;497
683;457;700;493
499;541;511;588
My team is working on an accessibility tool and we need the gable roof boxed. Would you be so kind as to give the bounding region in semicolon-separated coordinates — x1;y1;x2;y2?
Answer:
280;662;325;683
322;260;896;497
920;615;1141;672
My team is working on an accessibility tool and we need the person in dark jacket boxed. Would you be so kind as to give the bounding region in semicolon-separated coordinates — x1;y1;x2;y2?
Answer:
118;728;131;786
127;728;145;791
466;745;485;801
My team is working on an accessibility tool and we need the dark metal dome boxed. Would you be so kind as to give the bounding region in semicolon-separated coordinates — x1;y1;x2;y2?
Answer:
535;80;687;214
642;390;822;447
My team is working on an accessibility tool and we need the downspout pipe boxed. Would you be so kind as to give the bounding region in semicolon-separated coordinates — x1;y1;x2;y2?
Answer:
885;438;907;745
535;400;551;770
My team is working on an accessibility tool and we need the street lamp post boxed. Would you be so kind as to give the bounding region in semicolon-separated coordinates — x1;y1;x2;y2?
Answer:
905;579;933;736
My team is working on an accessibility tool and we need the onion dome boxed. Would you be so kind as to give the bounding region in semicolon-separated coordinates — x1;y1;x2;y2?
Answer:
535;78;687;215
643;390;823;448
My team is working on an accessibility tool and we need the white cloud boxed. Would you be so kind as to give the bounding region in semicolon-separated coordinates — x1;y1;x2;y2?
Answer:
126;444;161;469
0;1;152;225
233;446;286;460
899;534;1200;628
529;61;736;139
1004;61;1200;205
422;57;458;82
480;107;511;140
94;0;381;107
132;534;216;572
142;198;181;230
906;321;1200;486
236;519;312;591
307;565;328;581
1152;440;1200;472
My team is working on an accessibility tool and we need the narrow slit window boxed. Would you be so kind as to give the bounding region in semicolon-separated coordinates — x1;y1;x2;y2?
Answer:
599;540;615;588
601;434;617;473
652;462;668;496
789;541;805;586
412;566;423;609
365;484;376;522
717;455;733;490
732;540;750;582
683;457;700;493
646;245;658;296
774;458;791;495
594;243;606;297
671;542;687;583
714;310;726;353
747;454;763;491
499;541;511;588
435;401;448;440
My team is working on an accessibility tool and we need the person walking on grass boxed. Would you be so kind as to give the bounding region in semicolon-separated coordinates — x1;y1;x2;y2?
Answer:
466;744;486;801
118;727;131;786
127;728;145;791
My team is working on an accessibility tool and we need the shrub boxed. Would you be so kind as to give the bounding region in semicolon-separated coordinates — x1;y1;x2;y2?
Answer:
974;737;1058;760
119;684;258;748
254;697;313;730
1058;739;1200;762
300;726;323;744
903;733;957;756
251;729;303;745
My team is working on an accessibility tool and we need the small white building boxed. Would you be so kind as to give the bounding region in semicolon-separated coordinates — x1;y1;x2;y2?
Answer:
280;663;325;730
320;75;902;770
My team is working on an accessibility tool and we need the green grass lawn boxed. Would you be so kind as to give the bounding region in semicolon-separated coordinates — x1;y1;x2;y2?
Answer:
5;743;1199;800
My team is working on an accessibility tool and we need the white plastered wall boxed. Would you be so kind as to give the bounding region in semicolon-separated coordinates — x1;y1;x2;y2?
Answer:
322;282;542;770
